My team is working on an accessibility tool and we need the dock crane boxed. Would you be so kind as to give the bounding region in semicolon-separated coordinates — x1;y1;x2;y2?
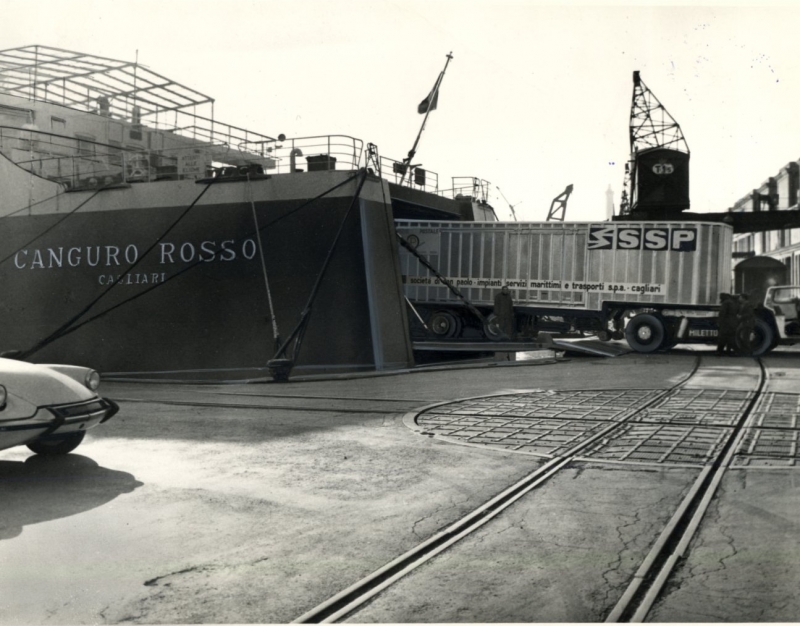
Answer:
546;184;574;221
619;71;689;219
495;186;521;221
614;71;800;233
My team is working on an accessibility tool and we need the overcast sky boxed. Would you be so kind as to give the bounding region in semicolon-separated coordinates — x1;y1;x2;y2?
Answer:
5;1;800;222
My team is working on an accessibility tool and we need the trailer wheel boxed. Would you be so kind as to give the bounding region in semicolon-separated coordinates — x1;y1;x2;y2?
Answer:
429;310;461;339
625;313;666;353
736;318;774;357
483;314;507;341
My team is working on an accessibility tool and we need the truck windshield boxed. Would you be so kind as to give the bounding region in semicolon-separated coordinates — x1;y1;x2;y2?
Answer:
771;287;800;304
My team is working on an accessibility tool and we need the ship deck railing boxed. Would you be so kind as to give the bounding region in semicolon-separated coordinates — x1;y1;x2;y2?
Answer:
443;177;492;203
239;135;365;175
142;109;278;160
378;155;441;195
0;127;363;190
0;123;493;202
373;156;491;204
0;125;226;189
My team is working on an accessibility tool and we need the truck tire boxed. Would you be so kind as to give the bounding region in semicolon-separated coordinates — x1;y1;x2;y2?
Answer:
736;318;774;357
625;313;666;353
429;310;461;339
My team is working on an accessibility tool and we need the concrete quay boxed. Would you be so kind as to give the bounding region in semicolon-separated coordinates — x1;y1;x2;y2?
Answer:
0;347;799;624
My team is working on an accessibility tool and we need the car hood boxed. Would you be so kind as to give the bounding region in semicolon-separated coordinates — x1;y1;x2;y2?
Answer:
0;358;95;406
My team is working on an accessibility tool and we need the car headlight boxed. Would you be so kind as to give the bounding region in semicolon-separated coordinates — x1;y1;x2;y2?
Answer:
84;370;101;391
0;384;6;409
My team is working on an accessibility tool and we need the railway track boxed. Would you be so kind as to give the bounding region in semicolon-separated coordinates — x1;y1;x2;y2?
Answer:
605;357;766;621
109;395;425;415
289;355;772;623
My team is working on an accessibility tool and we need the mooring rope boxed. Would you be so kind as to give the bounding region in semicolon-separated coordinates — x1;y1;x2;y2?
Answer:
272;168;369;363
17;172;363;357
246;174;281;349
0;188;64;220
396;232;486;324
0;186;107;267
19;183;213;359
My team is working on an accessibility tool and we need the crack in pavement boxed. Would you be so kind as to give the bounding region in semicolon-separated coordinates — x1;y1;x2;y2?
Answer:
596;489;680;618
680;487;736;585
142;555;272;588
597;507;641;614
410;489;473;539
144;565;209;587
111;555;274;623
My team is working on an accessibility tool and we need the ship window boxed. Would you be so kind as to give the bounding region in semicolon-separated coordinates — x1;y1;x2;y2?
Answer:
0;104;32;128
51;116;66;133
75;133;96;157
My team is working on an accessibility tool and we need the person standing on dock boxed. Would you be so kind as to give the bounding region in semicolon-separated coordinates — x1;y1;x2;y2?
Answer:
716;293;738;355
735;293;757;356
494;284;516;340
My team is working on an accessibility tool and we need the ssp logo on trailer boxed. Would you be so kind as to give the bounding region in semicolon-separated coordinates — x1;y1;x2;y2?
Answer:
588;226;697;251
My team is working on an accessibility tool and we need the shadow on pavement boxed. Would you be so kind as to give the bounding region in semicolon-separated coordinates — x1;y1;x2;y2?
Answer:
0;454;142;540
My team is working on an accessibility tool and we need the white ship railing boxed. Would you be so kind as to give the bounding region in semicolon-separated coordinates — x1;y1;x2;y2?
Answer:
377;155;440;195
0;124;491;204
0;127;367;189
239;135;364;174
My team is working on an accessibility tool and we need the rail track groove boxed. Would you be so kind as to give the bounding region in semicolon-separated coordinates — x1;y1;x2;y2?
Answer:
110;397;409;415
606;358;766;622
291;358;711;623
117;357;772;623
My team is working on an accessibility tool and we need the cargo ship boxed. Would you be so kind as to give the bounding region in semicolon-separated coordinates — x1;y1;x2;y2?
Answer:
0;45;497;381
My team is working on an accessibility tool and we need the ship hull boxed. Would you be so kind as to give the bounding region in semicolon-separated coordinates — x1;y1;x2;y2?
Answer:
1;171;414;380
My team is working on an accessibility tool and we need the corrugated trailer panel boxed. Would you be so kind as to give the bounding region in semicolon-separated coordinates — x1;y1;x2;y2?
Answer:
396;220;733;310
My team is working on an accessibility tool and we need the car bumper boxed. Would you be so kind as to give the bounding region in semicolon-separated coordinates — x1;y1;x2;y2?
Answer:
0;397;119;451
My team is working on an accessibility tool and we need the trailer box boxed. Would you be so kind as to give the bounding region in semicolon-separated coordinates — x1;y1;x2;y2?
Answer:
396;220;733;310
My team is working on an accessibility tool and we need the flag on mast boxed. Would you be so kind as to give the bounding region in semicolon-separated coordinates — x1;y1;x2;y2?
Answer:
398;52;453;185
417;77;441;114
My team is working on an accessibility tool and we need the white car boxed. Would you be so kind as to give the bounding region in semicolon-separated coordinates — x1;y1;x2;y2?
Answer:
0;358;118;455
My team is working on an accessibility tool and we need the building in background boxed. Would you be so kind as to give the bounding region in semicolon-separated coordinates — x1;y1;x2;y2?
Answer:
730;160;800;289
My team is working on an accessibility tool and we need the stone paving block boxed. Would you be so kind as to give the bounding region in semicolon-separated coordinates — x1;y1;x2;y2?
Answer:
413;388;800;467
579;424;728;466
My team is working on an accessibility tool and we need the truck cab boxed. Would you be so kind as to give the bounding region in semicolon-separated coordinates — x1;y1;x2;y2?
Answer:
763;285;800;344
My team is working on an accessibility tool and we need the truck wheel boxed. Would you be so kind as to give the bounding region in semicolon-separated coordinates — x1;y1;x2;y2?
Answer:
625;314;666;353
429;310;461;339
27;431;86;455
736;318;774;357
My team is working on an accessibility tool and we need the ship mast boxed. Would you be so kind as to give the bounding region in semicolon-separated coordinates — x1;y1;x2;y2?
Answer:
399;52;453;185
